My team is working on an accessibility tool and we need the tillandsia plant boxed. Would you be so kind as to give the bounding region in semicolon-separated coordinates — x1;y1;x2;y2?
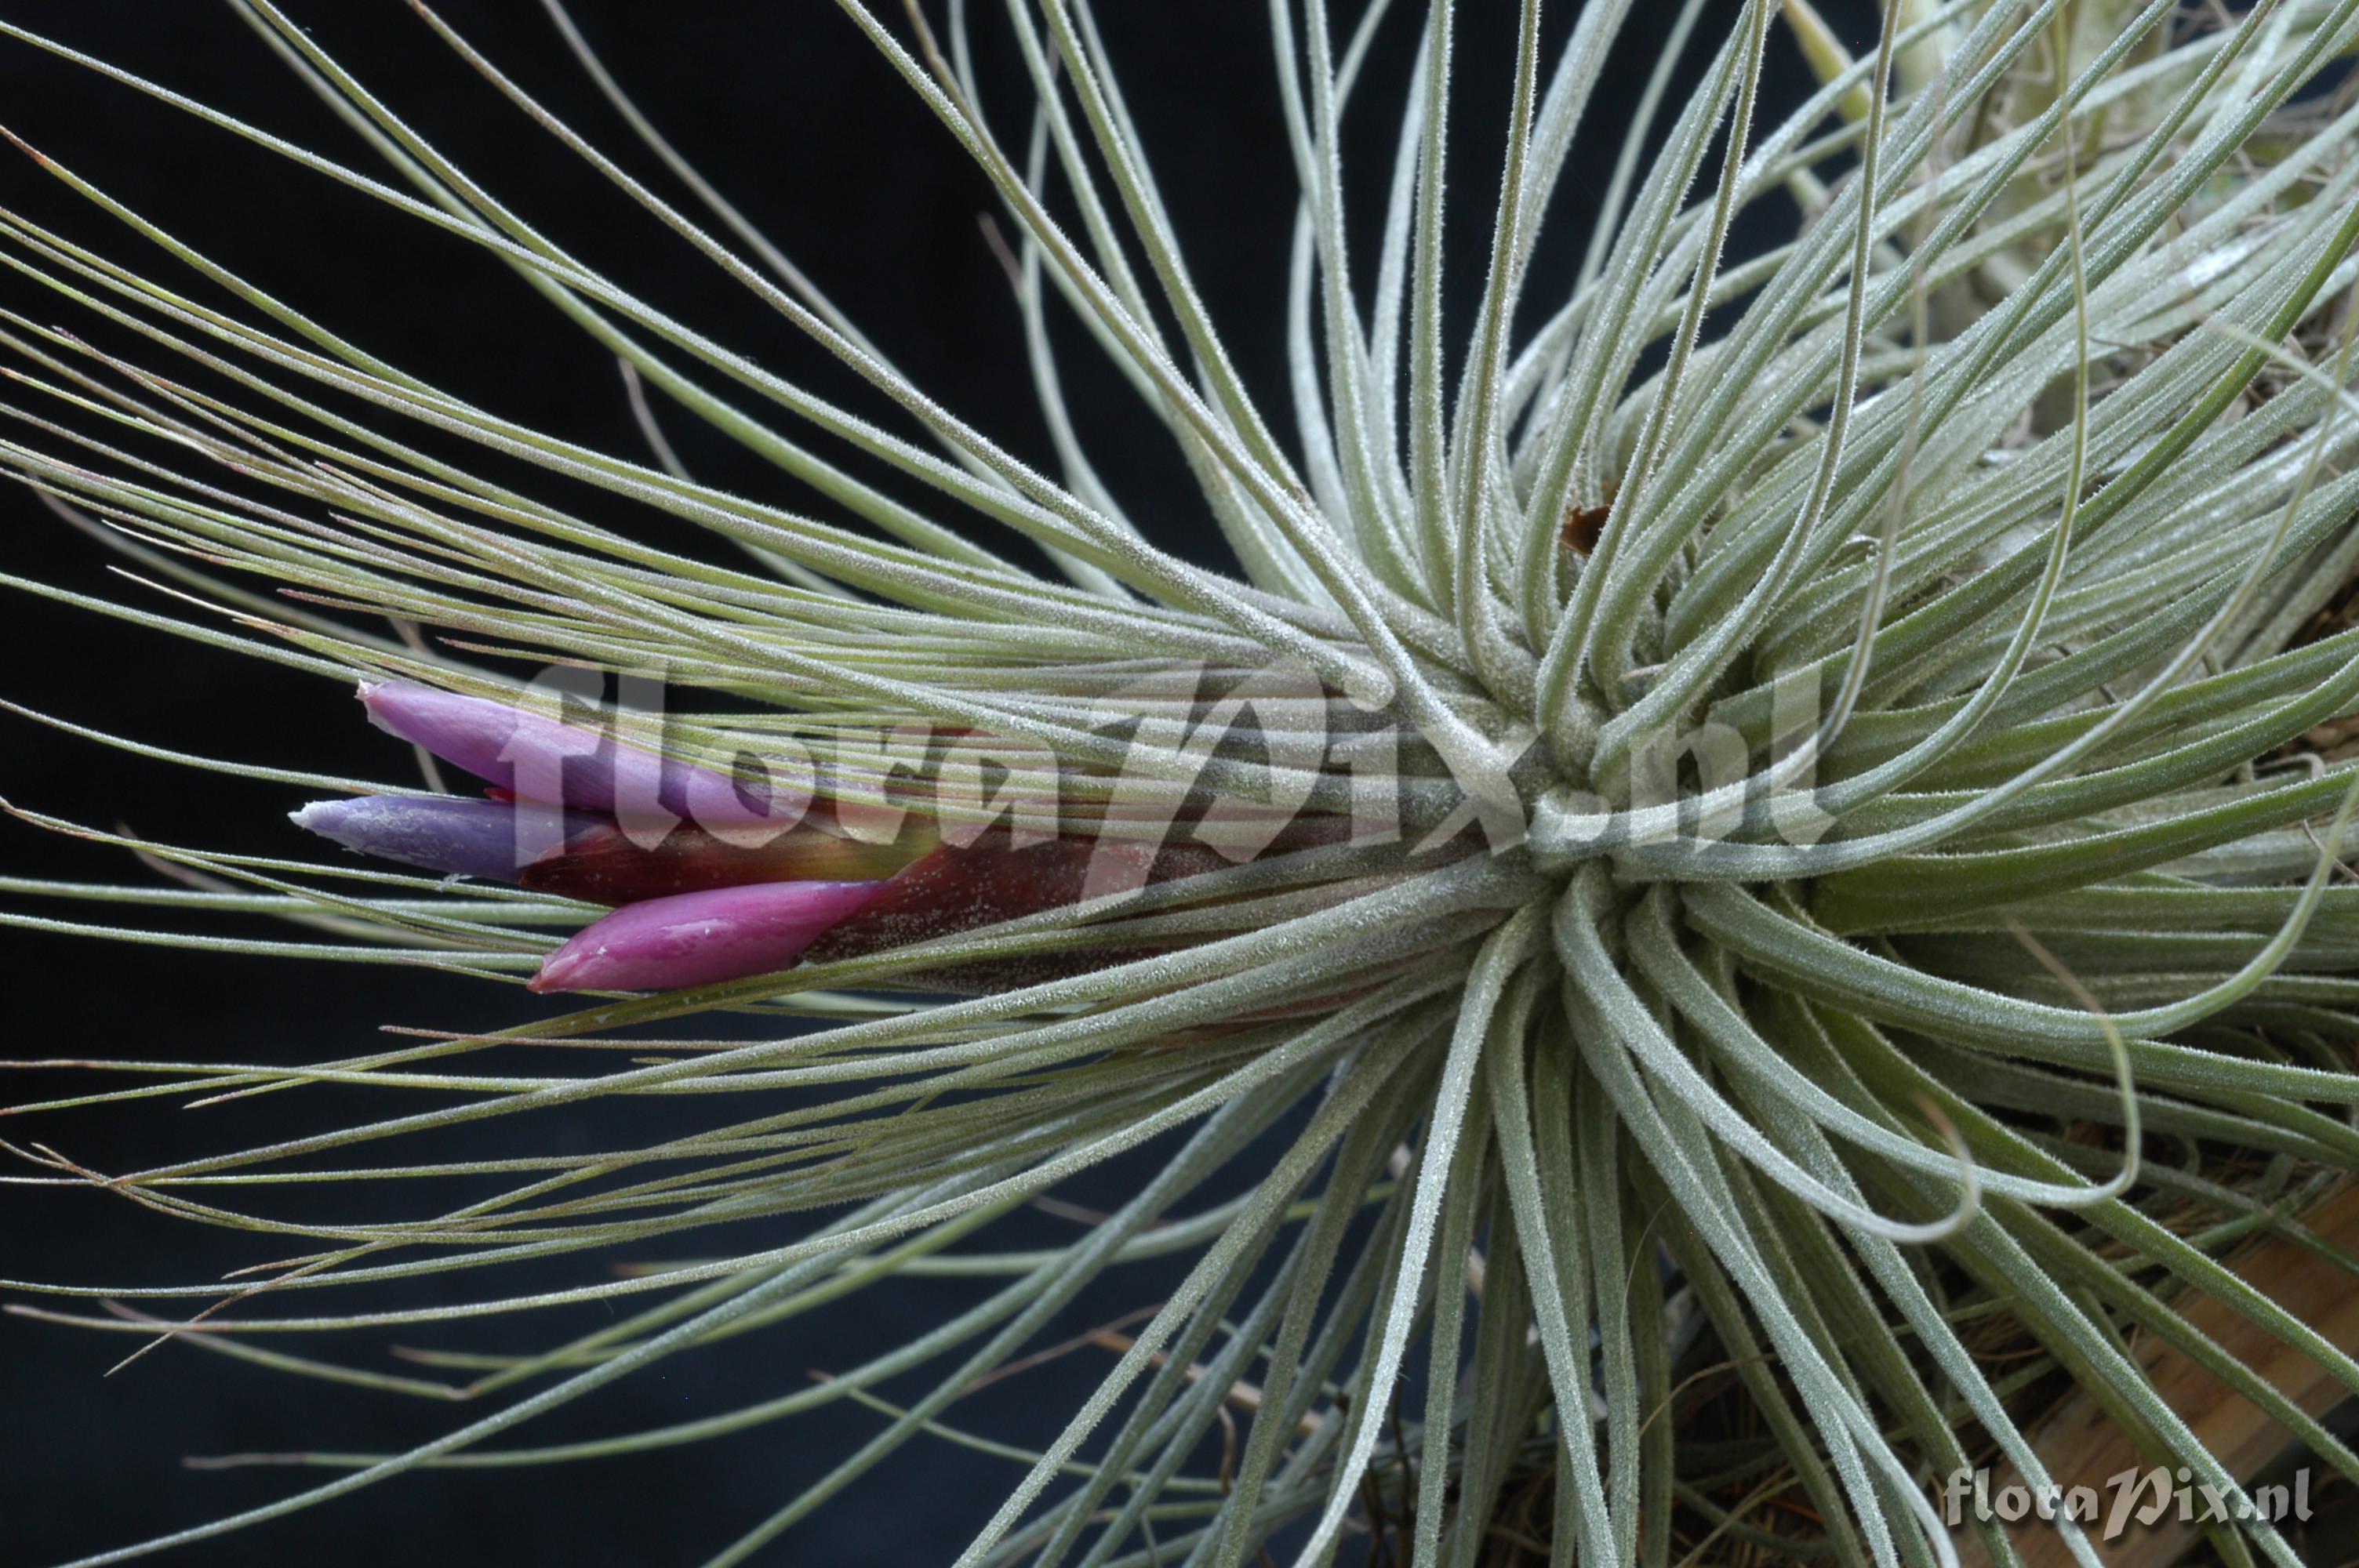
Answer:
7;0;2359;1563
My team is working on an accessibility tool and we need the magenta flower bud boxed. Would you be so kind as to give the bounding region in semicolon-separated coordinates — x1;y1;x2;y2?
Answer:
357;682;809;840
529;879;887;993
291;795;600;883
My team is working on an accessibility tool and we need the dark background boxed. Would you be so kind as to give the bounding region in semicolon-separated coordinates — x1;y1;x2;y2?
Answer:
0;3;1873;1564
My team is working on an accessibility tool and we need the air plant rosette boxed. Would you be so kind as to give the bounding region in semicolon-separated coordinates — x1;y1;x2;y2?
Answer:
6;1;2359;1566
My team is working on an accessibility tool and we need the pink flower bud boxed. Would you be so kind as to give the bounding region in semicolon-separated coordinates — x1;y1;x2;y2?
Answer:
528;879;888;993
357;681;807;840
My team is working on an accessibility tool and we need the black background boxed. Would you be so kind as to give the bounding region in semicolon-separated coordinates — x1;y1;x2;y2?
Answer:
0;4;1873;1564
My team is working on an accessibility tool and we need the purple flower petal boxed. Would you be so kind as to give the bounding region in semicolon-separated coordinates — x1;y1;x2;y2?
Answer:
529;880;886;993
291;795;600;882
357;682;805;838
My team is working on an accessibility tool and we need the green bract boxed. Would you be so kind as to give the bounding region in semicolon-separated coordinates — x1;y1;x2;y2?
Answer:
5;2;2359;1565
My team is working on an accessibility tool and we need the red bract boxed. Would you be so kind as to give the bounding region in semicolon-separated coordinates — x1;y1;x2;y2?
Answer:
806;831;1237;991
517;818;934;903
